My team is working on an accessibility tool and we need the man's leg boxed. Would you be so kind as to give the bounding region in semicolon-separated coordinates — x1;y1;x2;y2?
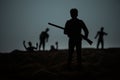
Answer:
39;41;42;51
97;40;100;49
67;39;74;69
76;40;82;68
101;40;104;49
43;41;45;51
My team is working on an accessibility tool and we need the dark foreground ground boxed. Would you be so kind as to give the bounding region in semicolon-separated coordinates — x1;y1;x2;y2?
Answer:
0;48;120;80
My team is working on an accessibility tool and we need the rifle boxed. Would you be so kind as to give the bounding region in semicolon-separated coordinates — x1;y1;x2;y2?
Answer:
48;22;93;45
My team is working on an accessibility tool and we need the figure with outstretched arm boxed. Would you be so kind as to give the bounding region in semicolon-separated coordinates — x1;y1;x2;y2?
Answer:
95;27;108;49
23;40;38;52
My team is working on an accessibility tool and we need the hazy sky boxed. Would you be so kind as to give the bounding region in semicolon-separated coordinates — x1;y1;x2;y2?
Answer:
0;0;120;52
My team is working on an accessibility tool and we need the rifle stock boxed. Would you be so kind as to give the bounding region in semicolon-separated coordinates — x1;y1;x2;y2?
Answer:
48;22;93;45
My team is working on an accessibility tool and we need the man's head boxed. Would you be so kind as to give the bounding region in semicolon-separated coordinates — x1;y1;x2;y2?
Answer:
70;8;78;19
28;41;32;47
45;28;49;32
101;27;104;31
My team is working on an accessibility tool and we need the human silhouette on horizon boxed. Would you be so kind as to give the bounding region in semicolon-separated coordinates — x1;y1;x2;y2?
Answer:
39;28;49;51
95;27;108;49
55;41;58;50
23;40;38;52
49;45;56;51
64;8;89;69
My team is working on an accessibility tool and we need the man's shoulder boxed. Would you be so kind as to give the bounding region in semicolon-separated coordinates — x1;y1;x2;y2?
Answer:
41;31;45;34
77;19;83;22
98;31;101;34
67;18;83;22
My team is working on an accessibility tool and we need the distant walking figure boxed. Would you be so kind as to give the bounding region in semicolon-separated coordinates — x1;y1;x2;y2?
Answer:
64;8;89;69
23;40;38;52
95;27;108;49
39;28;49;51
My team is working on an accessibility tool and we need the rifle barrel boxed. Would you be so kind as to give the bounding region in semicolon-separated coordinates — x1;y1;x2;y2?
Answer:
48;23;64;30
48;22;93;45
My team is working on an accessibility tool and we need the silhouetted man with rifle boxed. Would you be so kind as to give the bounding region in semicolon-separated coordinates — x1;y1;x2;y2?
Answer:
64;8;90;70
48;8;92;70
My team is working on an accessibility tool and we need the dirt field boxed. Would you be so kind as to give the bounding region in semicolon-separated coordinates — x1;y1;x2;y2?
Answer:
0;48;120;80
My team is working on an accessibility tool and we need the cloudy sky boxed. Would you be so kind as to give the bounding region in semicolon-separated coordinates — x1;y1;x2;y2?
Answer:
0;0;120;52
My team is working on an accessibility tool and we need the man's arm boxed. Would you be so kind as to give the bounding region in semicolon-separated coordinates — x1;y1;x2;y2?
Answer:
95;32;99;39
104;32;108;35
64;21;69;35
81;20;89;38
34;42;38;49
64;21;72;38
23;40;27;50
46;34;49;42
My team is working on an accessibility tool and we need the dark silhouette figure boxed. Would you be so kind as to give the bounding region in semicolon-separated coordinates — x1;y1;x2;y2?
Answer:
39;28;49;51
95;27;108;49
55;41;58;50
23;40;38;52
64;8;89;69
50;45;56;51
